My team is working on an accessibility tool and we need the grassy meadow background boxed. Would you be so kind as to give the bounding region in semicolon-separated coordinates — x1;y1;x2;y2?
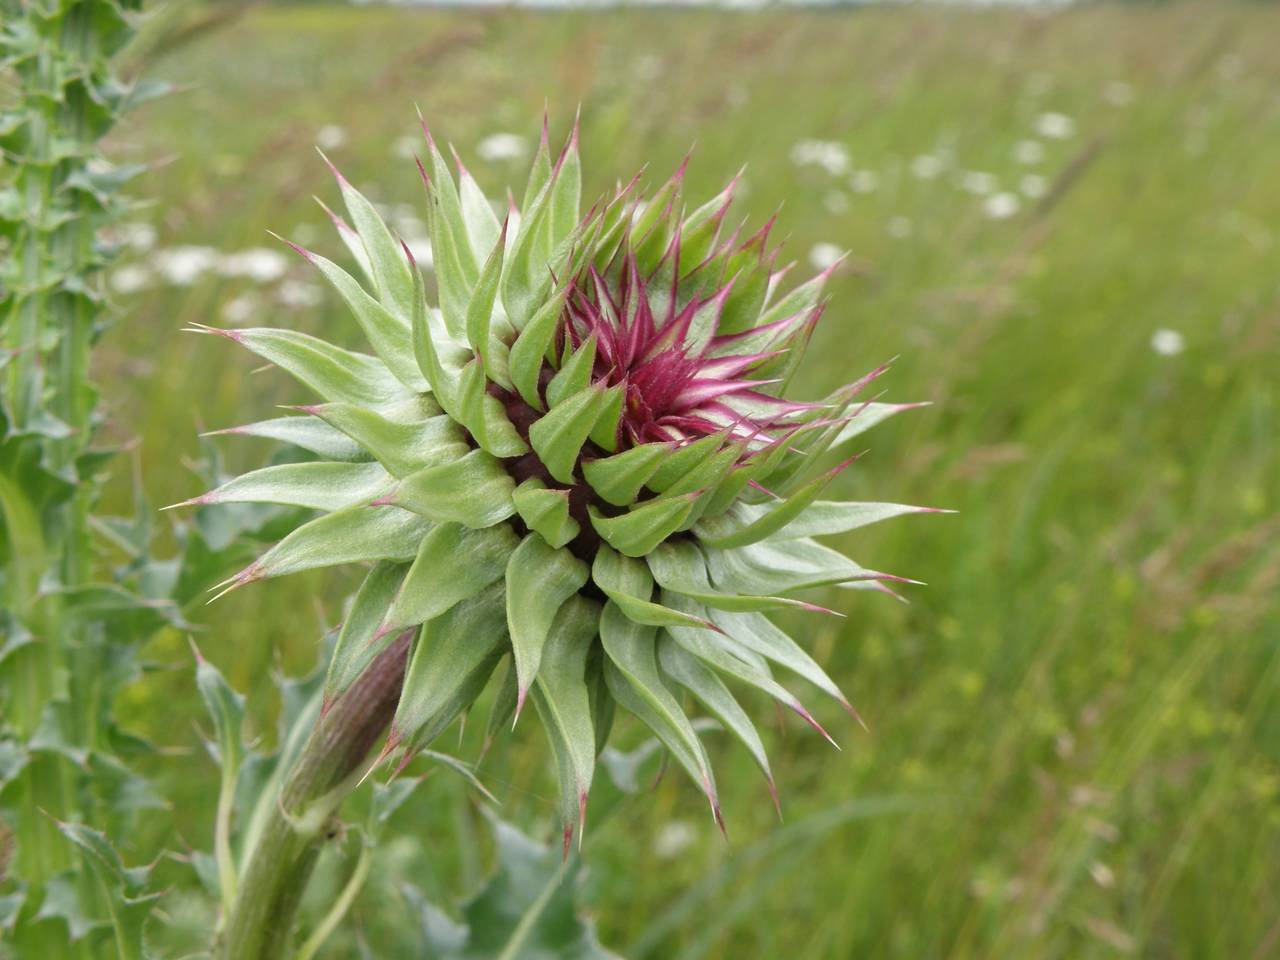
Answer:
98;2;1279;956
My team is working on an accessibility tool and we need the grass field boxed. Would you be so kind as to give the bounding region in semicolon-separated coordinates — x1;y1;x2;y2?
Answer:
101;2;1280;956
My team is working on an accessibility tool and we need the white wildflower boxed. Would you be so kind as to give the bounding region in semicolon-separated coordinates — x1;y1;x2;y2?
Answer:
653;821;697;860
222;294;259;324
983;193;1020;220
218;248;289;283
849;169;879;194
911;154;944;180
1014;140;1045;165
1019;174;1049;199
118;222;156;252
392;134;419;160
316;125;347;150
960;171;997;196
1035;112;1076;140
823;190;850;214
476;132;528;163
153;246;219;286
808;242;844;271
110;265;151;294
277;280;322;308
789;139;851;177
1150;329;1185;357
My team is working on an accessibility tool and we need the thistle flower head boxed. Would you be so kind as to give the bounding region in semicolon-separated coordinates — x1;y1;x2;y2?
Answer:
180;116;938;848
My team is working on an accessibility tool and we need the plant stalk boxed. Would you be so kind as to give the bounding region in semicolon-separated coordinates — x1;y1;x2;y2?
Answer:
217;631;412;960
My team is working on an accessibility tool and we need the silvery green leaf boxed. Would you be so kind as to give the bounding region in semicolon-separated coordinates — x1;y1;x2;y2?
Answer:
704;536;881;594
501;168;557;329
454;358;529;458
531;595;600;841
581;443;670;506
483;658;519;752
505;534;589;705
647;431;726;493
383;522;519;633
657;635;775;808
693;459;847;549
550;121;581;245
178;460;393;512
545;335;597;409
464;218;507;367
512;478;580;550
508;285;570;408
391;583;507;751
764;500;941;541
706;608;848;708
222;505;431;590
409;255;461;410
325;561;410;704
591;546;716;630
325;156;416;321
390;449;516;528
205;415;363;461
457;164;502;263
587;382;624;453
646;540;825;613
309;402;466;479
588;492;698;558
194;325;406;407
664;597;837;746
317;197;373;285
599;604;719;821
528;385;616;485
292;245;425;389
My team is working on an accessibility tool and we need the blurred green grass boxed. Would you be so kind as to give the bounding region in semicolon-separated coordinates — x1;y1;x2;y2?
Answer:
103;2;1279;956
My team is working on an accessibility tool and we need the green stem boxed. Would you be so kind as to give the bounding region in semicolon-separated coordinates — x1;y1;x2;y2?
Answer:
217;632;412;960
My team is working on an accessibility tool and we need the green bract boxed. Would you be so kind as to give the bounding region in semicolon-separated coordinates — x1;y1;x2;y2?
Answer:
182;116;939;848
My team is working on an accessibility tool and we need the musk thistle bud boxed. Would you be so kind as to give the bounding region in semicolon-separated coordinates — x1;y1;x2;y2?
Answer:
179;116;937;850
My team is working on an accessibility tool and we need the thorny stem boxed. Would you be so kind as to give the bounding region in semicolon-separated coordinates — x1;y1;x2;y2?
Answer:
217;632;412;960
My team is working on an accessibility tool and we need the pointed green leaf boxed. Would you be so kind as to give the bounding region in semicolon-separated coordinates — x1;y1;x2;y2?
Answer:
384;522;520;633
391;584;508;750
505;534;589;701
328;160;416;320
706;608;848;708
599;603;717;810
508;285;569;409
464;220;508;368
693;459;847;548
208;415;363;461
201;326;404;406
512;478;580;550
310;401;466;478
182;461;393;512
545;335;596;409
455;358;529;457
591;545;716;630
657;635;773;800
588;492;698;558
230;505;432;587
391;449;516;528
646;540;826;613
528;385;613;485
581;443;670;506
325;561;410;703
298;247;425;389
531;595;600;837
704;536;879;595
458;165;502;263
